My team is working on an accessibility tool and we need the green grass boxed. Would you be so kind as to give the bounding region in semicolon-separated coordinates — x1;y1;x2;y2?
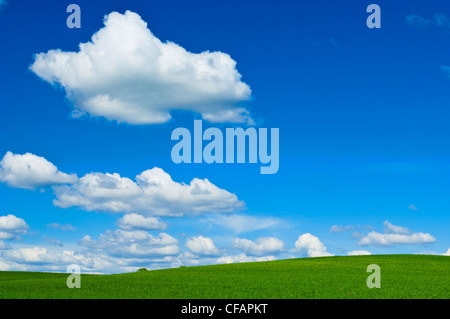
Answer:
0;255;448;299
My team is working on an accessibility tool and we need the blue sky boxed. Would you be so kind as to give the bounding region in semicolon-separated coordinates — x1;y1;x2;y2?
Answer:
0;0;449;273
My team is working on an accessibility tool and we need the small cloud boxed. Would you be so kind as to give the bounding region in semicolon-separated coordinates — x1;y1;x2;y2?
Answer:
406;13;450;30
358;221;435;247
330;225;353;233
351;231;364;239
233;237;284;256
329;38;339;47
216;253;276;264
202;214;281;234
312;38;340;48
440;65;450;78
359;231;435;246
46;223;77;231
0;152;77;190
330;224;374;233
338;221;438;247
405;14;431;29
416;251;438;255
433;14;450;28
383;221;411;235
408;204;419;211
294;233;333;257
185;236;219;256
347;250;371;256
117;214;167;231
0;214;29;241
423;249;450;256
43;236;63;247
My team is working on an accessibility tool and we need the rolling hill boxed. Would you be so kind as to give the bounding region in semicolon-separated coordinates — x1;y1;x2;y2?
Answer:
0;255;448;299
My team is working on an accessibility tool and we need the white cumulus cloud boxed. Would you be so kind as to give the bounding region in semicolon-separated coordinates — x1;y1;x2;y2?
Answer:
358;221;435;246
233;237;284;256
294;233;333;257
0;152;77;189
186;236;219;256
0;214;28;232
0;214;29;240
30;10;252;125
358;231;436;246
53;167;244;217
0;152;243;217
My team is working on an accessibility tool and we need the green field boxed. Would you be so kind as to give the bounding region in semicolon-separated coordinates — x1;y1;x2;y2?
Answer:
0;255;448;299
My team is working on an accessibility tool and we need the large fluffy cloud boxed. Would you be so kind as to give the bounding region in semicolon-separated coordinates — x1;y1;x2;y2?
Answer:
30;11;252;125
0;152;77;189
233;237;284;256
294;233;333;257
0;152;243;217
53;167;244;216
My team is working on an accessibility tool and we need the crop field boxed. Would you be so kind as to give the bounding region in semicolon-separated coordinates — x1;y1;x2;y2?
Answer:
0;255;448;299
